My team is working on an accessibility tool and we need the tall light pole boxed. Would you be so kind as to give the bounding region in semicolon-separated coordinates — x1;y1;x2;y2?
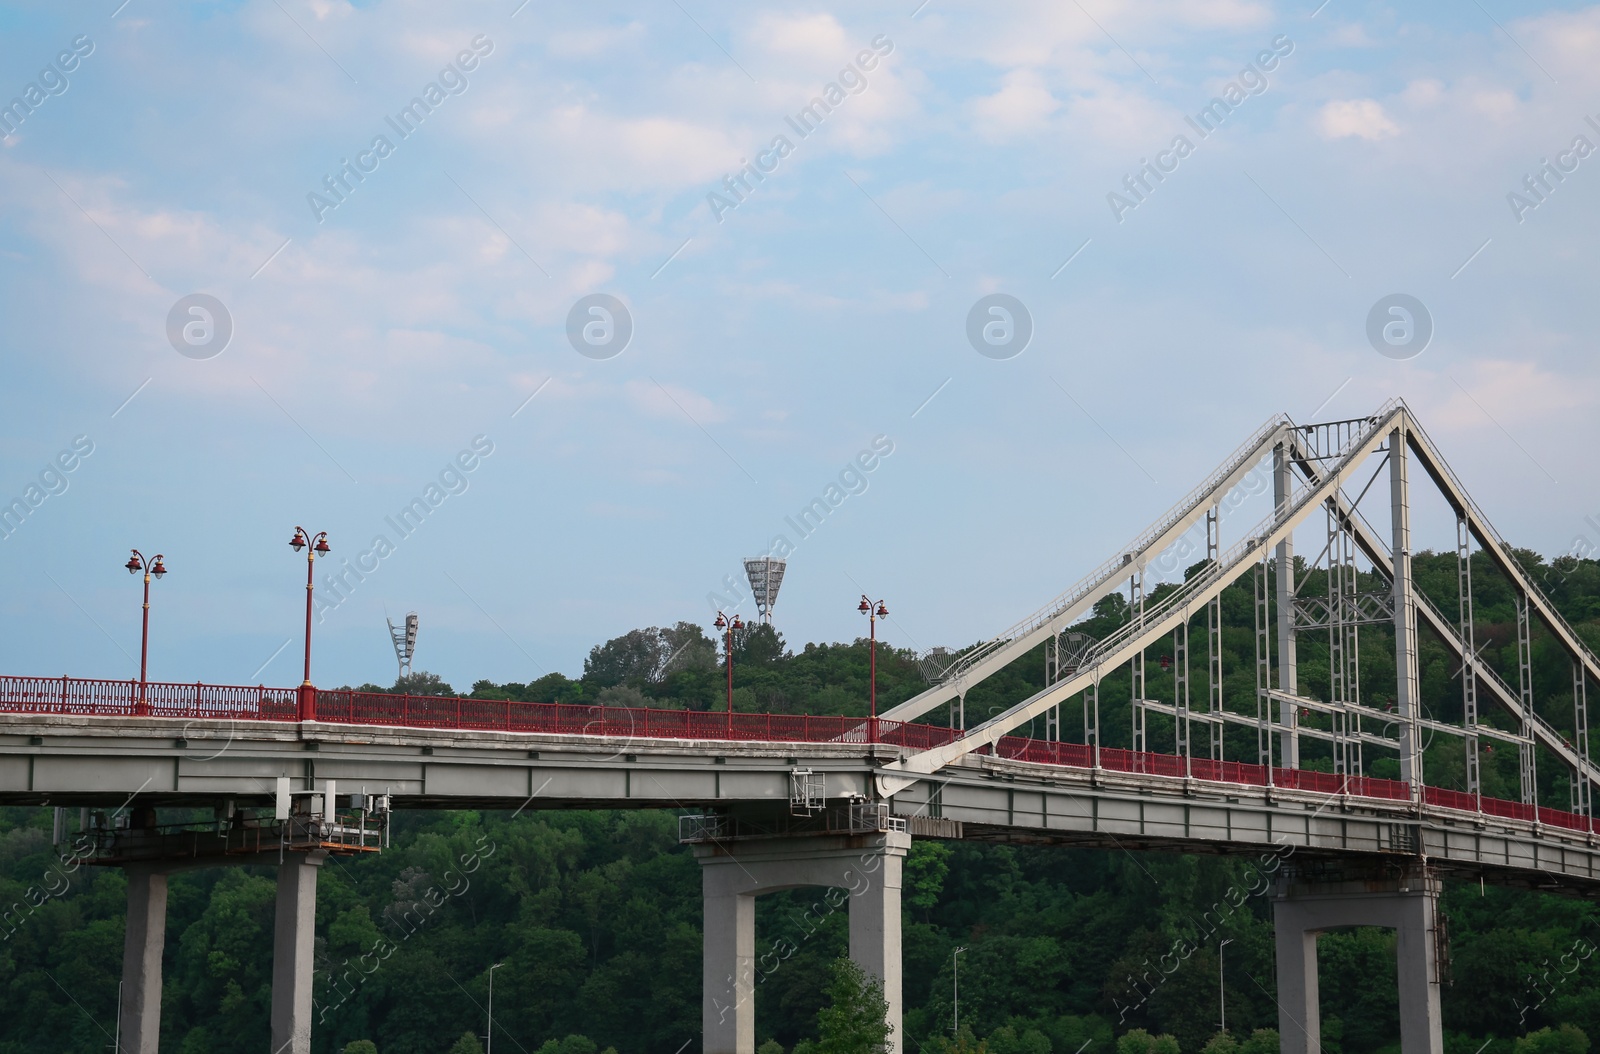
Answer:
858;595;888;743
1219;936;1233;1033
289;527;331;720
486;960;505;1054
952;946;967;1035
713;611;743;734
123;549;167;715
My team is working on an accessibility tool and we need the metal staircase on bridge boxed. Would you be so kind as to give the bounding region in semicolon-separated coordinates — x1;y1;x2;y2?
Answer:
877;400;1600;813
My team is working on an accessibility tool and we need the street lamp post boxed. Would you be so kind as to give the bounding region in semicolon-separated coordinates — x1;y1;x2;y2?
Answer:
1219;936;1233;1034
952;946;967;1035
486;961;505;1054
123;550;167;715
289;527;331;720
857;595;888;743
713;611;744;735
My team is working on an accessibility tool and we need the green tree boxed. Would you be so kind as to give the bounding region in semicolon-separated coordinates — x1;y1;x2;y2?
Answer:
448;1031;484;1054
342;1042;379;1054
1515;1026;1589;1054
533;1037;600;1054
904;841;952;916
1119;1029;1182;1054
794;957;893;1054
1238;1029;1280;1054
392;670;455;696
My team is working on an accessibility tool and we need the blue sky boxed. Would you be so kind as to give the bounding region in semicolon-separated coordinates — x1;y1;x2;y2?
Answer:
0;0;1596;692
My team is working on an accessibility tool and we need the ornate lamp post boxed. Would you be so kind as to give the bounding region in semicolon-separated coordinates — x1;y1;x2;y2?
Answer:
858;595;888;742
123;550;167;715
713;611;744;734
289;527;331;720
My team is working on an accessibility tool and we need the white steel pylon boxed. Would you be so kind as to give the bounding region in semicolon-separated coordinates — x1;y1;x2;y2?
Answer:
877;401;1600;811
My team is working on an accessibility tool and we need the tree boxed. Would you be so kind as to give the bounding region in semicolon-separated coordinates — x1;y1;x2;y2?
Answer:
1516;1026;1590;1054
1119;1029;1181;1054
342;1043;378;1054
1237;1030;1280;1054
448;1031;484;1054
793;957;893;1054
392;670;454;696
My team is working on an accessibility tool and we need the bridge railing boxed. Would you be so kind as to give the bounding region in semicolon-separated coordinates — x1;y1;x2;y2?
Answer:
191;685;965;750
0;675;298;720
2;674;1593;834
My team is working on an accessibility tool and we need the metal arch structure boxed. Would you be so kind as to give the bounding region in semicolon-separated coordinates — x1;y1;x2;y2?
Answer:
876;400;1600;808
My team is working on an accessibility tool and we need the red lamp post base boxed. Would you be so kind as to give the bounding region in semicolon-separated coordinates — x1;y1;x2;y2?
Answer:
297;684;318;722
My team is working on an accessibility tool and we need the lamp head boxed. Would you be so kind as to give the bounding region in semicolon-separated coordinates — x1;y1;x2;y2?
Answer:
125;552;142;574
714;613;726;630
875;602;888;618
313;535;331;556
289;529;306;552
857;596;870;614
150;556;167;579
732;615;744;630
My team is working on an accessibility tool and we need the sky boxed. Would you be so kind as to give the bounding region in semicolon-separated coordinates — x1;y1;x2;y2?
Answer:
0;0;1596;694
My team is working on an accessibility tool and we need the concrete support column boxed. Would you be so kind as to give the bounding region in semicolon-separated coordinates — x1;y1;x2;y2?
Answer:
271;850;327;1054
849;840;904;1044
695;831;910;1054
1274;918;1320;1054
120;866;169;1054
703;889;757;1054
1394;886;1442;1054
1273;867;1441;1054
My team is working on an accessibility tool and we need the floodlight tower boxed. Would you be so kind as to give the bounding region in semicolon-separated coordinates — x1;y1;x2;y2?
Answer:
743;557;787;625
388;611;418;681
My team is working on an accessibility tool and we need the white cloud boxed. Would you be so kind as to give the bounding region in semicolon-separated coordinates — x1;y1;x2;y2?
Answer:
971;70;1061;141
1316;98;1400;140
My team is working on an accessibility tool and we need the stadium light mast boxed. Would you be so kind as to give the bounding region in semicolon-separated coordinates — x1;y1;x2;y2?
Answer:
388;611;418;682
743;556;787;625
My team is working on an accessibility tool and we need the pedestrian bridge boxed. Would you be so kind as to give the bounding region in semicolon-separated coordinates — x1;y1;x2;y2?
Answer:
3;400;1596;1054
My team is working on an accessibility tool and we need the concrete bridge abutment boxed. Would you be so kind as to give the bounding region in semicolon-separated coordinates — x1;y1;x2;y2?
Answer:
1273;865;1442;1054
695;831;910;1054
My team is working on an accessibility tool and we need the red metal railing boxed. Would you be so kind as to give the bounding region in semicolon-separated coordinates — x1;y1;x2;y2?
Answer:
0;675;1592;834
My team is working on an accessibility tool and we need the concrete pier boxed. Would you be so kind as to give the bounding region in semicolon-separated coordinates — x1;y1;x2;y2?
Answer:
271;850;327;1054
119;866;170;1054
1273;866;1442;1054
696;832;909;1054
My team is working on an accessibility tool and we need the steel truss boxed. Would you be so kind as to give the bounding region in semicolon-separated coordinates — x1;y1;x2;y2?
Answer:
879;401;1600;815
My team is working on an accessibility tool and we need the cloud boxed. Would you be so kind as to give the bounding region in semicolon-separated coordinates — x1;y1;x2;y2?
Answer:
1316;98;1400;140
625;379;728;424
971;70;1061;141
